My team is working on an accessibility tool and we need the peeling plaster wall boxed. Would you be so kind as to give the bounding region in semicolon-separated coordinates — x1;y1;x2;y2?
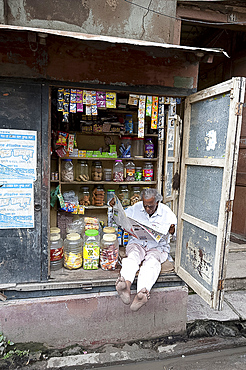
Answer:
1;0;177;43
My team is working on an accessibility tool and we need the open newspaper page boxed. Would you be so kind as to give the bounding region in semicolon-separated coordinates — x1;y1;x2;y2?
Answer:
111;196;166;243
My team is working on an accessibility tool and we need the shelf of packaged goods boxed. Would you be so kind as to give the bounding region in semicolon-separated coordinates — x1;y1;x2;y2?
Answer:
67;157;158;161
70;132;158;138
60;181;157;185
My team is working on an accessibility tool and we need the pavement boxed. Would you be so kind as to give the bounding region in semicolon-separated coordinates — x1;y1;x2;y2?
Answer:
1;239;246;370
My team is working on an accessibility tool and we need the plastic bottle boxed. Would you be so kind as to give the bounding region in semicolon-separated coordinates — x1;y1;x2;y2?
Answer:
61;159;74;182
145;138;155;158
118;184;130;207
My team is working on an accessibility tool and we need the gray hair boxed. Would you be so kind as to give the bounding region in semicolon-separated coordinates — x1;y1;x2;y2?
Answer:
141;188;163;202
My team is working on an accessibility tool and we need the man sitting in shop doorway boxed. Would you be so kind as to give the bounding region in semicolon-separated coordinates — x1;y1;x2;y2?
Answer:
110;188;177;312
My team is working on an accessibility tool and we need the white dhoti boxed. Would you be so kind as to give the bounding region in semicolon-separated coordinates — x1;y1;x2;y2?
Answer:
120;242;168;293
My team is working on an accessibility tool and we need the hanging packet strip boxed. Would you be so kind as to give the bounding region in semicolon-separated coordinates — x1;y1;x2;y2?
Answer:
151;96;158;129
128;94;139;106
146;96;152;117
56;131;69;146
106;92;117;108
138;95;146;138
96;91;106;108
69;89;77;113
57;88;64;112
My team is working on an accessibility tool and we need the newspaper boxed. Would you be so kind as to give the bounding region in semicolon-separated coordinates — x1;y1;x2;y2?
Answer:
111;196;167;243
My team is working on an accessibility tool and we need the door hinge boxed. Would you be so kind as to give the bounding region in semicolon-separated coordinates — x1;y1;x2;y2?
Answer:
226;200;233;212
218;279;224;291
235;102;243;116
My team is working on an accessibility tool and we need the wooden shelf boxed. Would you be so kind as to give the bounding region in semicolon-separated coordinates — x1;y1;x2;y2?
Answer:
60;181;157;185
67;157;158;161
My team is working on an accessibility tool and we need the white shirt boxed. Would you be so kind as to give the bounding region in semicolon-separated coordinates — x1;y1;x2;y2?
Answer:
124;201;177;254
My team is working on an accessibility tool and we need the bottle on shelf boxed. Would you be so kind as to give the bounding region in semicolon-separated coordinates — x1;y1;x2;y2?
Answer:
130;185;141;205
143;162;154;181
76;160;89;182
125;161;135;181
64;232;83;270
79;186;90;206
91;161;103;181
145;138;155;158
83;229;100;270
50;232;63;271
118;184;130;208
100;233;119;271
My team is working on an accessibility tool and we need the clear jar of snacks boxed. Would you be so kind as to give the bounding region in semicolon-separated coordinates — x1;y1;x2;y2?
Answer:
61;159;74;182
132;137;144;158
119;136;132;158
50;233;63;271
91;161;103;181
113;159;124;182
100;233;119;271
130;186;141;205
125;161;135;182
143;162;154;181
83;229;100;270
118;184;130;207
92;184;105;206
145;138;155;158
76;160;89;182
135;166;142;181
64;233;83;270
79;186;90;206
107;189;115;203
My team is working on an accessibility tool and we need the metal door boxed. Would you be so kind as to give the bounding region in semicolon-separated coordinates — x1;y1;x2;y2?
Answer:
0;80;49;284
175;77;245;309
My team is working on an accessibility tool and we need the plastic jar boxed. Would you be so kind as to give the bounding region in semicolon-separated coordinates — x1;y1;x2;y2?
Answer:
130;186;141;205
125;161;135;182
145;138;155;158
143;162;154;181
104;168;112;181
103;226;117;235
100;233;119;270
132;137;144;158
79;186;90;206
113;159;124;182
118;184;130;207
107;189;115;203
61;159;74;182
50;227;61;235
135;166;142;181
91;161;103;181
76;160;89;182
83;229;100;270
50;233;63;271
64;233;83;270
119;136;132;158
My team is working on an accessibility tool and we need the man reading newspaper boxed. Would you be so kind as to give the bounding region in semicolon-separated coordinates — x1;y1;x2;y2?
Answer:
109;187;177;312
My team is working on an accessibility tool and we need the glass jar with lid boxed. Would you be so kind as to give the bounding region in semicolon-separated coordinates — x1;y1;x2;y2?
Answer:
130;185;141;205
132;137;144;158
64;232;83;270
91;161;103;181
83;229;100;270
100;233;119;271
50;233;63;271
125;161;135;182
143;162;154;181
118;184;130;207
79;186;90;206
103;226;117;236
61;159;74;182
50;227;61;235
113;160;124;182
119;136;132;158
92;184;105;206
103;168;112;181
76;160;89;182
107;189;115;203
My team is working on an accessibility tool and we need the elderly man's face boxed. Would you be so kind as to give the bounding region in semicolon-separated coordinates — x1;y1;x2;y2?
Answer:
142;196;158;216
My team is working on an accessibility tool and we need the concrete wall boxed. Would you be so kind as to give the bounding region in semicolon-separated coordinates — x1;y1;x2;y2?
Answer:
0;286;188;348
1;0;177;44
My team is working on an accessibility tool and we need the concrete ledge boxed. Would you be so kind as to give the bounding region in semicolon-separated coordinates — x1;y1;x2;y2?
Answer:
0;286;188;348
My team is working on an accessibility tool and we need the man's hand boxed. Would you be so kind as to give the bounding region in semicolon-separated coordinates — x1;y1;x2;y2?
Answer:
109;197;116;208
169;224;175;235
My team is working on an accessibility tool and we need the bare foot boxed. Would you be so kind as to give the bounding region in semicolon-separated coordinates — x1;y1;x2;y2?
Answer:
130;288;150;311
115;276;131;305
